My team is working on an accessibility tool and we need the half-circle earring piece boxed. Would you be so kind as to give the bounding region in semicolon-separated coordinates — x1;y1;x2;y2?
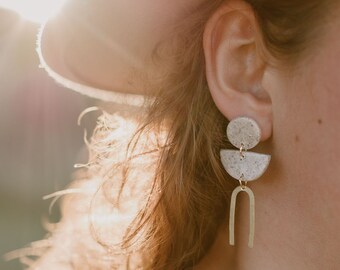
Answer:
220;117;271;248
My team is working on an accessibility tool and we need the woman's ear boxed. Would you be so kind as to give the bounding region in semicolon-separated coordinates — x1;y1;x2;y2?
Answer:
203;0;272;141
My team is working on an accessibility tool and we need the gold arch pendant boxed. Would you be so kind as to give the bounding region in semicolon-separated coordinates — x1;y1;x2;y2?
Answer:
229;186;255;248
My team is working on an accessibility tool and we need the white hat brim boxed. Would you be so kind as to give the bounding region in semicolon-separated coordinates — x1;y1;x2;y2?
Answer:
37;6;147;107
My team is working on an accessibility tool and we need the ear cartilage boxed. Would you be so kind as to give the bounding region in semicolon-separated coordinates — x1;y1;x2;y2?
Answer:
220;116;271;248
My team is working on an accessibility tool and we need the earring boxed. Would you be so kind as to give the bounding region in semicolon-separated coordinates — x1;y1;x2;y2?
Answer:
220;117;271;248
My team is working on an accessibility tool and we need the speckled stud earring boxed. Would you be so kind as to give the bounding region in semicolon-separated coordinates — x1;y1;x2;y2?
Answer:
220;117;271;248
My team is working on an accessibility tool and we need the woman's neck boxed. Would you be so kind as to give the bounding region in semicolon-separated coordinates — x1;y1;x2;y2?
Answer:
195;140;340;269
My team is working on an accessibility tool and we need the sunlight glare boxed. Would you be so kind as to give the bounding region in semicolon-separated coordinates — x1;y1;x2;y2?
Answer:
0;0;67;23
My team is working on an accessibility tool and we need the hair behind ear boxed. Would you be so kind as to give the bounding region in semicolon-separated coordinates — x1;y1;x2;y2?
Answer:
120;1;237;268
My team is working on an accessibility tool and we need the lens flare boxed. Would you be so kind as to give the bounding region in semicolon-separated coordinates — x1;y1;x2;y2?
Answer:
0;0;67;23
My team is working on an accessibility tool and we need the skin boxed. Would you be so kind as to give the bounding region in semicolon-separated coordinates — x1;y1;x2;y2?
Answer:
236;16;340;269
44;0;340;269
202;1;340;269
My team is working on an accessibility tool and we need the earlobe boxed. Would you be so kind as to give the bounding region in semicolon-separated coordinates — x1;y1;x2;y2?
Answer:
203;0;272;141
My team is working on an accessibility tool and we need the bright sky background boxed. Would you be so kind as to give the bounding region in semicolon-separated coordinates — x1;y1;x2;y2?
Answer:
0;0;67;23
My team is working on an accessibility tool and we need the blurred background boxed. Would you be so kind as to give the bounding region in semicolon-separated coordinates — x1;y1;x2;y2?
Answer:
0;1;98;269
